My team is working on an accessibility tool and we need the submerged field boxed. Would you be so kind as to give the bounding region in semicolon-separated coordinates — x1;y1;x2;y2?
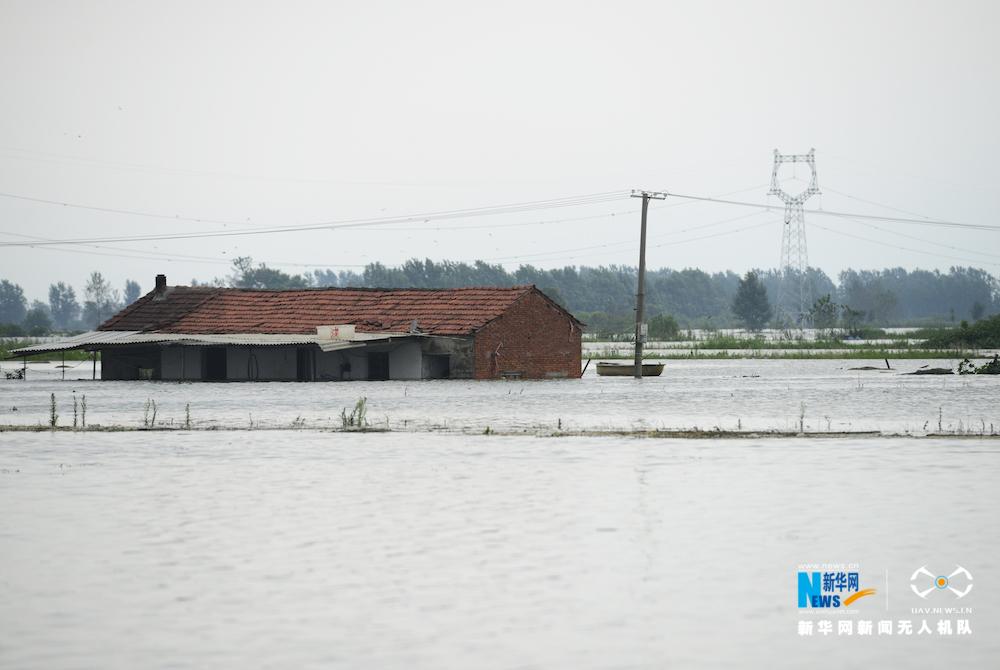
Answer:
1;431;998;669
1;357;997;436
2;360;998;669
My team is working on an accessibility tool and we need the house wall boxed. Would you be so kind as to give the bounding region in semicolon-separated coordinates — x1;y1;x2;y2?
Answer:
472;291;582;379
420;336;474;378
98;336;479;382
161;347;203;380
226;347;297;381
316;349;348;380
342;350;368;380
388;341;422;379
100;347;162;380
316;339;470;380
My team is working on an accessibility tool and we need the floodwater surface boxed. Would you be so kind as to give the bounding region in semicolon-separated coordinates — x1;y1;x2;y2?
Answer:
1;431;997;669
1;358;997;434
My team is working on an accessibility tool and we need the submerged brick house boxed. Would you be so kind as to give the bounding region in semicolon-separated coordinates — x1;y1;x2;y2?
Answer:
14;275;583;381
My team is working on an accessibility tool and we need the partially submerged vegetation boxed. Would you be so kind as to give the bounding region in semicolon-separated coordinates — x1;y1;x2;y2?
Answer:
583;319;999;360
3;423;996;439
958;355;1000;375
923;314;1000;349
9;393;387;434
5;392;997;438
592;347;980;361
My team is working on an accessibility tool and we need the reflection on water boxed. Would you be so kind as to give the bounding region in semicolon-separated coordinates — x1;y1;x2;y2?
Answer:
1;359;997;434
1;432;997;669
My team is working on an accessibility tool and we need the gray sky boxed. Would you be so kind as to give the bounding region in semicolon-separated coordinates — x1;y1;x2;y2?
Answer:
2;0;999;300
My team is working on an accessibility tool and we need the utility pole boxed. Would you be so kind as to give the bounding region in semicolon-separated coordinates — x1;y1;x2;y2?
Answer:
630;190;667;378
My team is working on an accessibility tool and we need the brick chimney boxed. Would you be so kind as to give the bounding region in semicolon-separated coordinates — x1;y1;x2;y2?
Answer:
155;274;167;296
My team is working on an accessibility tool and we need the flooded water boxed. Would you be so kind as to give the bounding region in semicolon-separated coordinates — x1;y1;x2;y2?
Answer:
1;431;998;669
2;360;999;667
1;358;997;435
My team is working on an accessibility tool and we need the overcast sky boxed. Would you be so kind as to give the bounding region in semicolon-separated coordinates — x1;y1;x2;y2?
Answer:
2;0;999;299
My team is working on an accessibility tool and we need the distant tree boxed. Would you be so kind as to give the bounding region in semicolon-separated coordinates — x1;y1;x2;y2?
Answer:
0;279;28;324
732;271;772;330
48;282;80;330
576;311;633;339
540;285;567;308
840;306;865;334
838;270;901;324
22;301;52;335
229;257;311;289
971;301;985;322
648;313;680;340
83;271;120;328
123;279;142;305
808;295;840;330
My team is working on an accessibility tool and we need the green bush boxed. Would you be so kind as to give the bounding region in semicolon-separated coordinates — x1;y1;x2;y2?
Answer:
924;314;1000;349
648;314;680;340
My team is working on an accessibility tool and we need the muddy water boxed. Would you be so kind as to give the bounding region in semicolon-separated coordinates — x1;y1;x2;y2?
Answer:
1;431;997;669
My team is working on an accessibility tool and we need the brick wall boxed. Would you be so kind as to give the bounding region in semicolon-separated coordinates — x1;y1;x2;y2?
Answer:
472;289;582;379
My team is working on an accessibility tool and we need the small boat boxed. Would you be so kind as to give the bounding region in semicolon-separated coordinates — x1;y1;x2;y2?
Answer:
596;362;664;377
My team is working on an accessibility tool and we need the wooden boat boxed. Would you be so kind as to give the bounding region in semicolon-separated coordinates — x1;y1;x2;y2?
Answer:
596;362;664;377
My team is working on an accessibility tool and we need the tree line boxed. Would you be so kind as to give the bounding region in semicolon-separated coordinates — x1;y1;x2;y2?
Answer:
1;257;997;335
0;273;140;336
218;258;1000;331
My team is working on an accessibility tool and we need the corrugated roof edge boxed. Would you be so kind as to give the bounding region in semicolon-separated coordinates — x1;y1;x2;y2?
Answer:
6;329;424;357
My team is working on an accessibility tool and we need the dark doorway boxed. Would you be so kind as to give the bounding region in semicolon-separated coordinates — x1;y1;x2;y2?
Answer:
425;354;450;379
367;352;390;380
204;347;227;381
296;347;313;381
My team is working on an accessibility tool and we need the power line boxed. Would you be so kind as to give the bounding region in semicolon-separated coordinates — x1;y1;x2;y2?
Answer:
3;209;774;269
480;214;776;265
0;184;772;248
478;210;769;263
819;215;1000;262
820;185;935;221
664;192;1000;232
370;183;770;232
809;221;1000;268
0;191;629;247
0;145;464;189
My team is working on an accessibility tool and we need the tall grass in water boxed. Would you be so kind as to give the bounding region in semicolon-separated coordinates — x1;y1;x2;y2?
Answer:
341;397;369;429
143;399;157;428
49;393;58;428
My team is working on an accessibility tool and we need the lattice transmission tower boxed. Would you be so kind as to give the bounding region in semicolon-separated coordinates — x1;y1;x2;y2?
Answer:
768;148;820;323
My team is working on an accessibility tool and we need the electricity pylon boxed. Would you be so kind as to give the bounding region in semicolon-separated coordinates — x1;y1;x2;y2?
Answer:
768;148;820;324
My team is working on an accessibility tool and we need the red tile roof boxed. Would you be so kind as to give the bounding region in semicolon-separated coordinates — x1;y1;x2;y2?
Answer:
100;285;577;336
